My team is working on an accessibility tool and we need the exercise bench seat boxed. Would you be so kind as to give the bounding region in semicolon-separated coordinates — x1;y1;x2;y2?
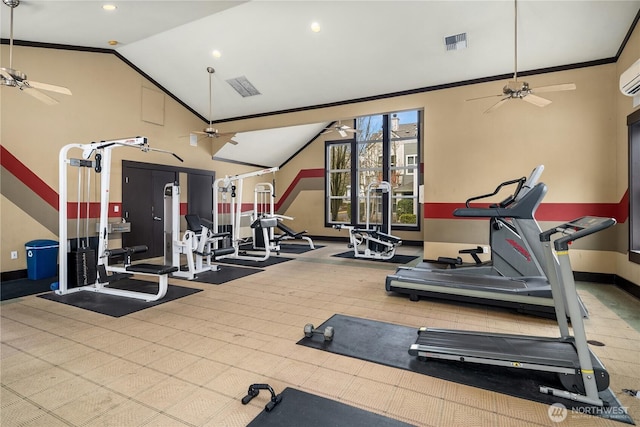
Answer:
126;263;178;275
274;220;315;249
104;262;178;302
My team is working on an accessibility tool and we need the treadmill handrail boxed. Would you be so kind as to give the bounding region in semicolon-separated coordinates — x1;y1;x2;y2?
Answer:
453;183;547;219
464;177;526;208
539;216;617;251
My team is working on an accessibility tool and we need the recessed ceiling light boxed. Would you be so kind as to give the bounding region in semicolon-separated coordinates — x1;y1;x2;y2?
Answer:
310;22;321;33
212;50;222;59
108;40;118;46
102;4;117;11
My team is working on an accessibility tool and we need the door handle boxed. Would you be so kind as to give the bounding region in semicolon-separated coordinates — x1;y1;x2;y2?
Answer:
153;216;162;221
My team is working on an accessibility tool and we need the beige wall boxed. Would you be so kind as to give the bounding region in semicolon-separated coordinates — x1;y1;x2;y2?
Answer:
1;29;638;289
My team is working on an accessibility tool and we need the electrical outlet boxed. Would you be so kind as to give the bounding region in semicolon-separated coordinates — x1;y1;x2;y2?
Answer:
10;251;18;259
482;246;489;254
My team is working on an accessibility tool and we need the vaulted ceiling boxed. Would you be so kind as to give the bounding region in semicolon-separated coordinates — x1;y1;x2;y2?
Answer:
2;1;639;167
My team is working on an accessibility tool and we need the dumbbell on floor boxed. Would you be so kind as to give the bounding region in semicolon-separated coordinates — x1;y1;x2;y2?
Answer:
304;323;334;341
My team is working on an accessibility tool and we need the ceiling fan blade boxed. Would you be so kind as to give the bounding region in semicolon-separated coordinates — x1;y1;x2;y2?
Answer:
531;83;576;94
522;94;552;107
483;97;510;114
467;93;504;102
216;131;236;138
22;87;59;105
0;68;14;81
26;80;72;95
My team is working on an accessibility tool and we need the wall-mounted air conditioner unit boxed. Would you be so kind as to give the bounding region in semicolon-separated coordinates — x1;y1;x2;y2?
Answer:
620;58;640;97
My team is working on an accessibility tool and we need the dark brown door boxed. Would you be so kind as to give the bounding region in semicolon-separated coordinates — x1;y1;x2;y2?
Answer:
122;166;176;259
187;173;215;223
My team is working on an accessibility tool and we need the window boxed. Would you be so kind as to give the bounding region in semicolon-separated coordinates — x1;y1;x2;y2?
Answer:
325;110;421;229
629;108;640;264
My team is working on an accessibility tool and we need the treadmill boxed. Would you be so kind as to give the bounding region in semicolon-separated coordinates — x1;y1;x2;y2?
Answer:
421;165;546;277
385;181;589;318
409;216;616;407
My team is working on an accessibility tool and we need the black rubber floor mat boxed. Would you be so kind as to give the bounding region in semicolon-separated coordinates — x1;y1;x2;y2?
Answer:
332;251;418;264
215;256;293;268
37;279;201;317
1;276;58;301
181;266;263;284
277;244;324;254
297;314;634;425
247;387;413;427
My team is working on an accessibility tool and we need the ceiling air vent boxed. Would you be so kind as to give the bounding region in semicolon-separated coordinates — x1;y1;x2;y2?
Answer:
445;33;467;51
226;76;261;97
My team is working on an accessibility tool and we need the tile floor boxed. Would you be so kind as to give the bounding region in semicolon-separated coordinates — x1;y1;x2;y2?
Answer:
1;242;639;426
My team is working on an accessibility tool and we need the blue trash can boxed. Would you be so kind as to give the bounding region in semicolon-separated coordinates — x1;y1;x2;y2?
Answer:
25;239;59;280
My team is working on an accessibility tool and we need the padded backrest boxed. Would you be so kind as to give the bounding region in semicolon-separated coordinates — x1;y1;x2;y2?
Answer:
185;214;202;232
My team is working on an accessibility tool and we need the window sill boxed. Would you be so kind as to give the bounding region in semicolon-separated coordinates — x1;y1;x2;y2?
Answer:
630;250;640;264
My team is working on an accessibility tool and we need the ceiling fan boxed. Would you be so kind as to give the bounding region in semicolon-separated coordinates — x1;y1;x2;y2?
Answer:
322;120;360;138
191;67;238;145
467;0;576;113
0;0;72;105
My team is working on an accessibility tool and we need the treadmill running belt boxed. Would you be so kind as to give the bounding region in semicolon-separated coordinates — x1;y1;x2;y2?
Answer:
391;268;548;291
415;329;579;368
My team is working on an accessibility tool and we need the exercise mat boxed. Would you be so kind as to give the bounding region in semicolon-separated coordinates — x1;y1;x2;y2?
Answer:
215;255;293;268
297;314;633;425
1;276;58;301
38;279;201;317
332;251;418;264
277;244;323;254
174;265;263;284
246;387;413;427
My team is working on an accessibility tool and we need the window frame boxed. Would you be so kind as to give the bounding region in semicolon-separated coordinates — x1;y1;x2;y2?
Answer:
324;111;422;231
628;108;640;264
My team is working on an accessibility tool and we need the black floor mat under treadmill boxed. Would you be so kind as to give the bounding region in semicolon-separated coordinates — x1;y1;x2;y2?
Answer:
297;314;634;425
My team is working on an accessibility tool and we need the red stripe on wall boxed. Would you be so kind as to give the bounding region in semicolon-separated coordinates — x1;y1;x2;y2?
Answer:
65;202;123;219
424;190;629;223
1;145;58;209
2;144;630;224
275;168;324;211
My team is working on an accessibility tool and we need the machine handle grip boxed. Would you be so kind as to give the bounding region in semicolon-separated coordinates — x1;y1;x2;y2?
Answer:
553;217;616;251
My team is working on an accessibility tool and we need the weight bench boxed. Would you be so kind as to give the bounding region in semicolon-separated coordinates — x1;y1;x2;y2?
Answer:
100;245;178;302
274;220;315;249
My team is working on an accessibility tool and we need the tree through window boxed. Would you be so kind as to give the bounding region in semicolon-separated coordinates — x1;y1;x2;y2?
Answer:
325;110;421;229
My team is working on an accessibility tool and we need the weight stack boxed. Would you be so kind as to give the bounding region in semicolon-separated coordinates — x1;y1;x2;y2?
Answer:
67;248;97;288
